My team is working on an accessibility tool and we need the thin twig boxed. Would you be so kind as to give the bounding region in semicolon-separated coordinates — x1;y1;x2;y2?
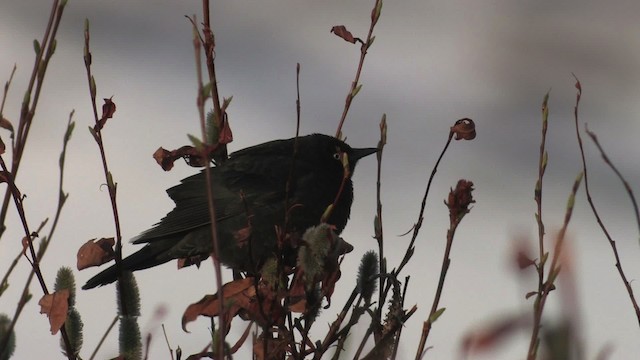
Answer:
391;276;410;360
575;102;640;325
191;14;226;357
527;173;583;360
375;115;387;321
286;63;302;359
0;64;17;122
392;129;455;290
586;129;640;240
0;155;75;359
527;92;550;359
414;190;469;359
335;0;382;138
0;0;66;238
201;0;228;163
162;324;176;360
83;19;129;317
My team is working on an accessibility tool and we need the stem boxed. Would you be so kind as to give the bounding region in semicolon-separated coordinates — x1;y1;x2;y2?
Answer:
335;0;382;138
192;14;226;357
414;219;459;359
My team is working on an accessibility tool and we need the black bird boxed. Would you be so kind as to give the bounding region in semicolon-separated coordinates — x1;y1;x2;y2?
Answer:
83;134;377;289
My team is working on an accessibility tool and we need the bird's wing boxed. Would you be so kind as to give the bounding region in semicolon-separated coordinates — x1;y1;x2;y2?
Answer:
132;152;297;244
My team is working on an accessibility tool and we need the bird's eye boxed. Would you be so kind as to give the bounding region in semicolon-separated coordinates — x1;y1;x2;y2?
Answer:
333;152;341;160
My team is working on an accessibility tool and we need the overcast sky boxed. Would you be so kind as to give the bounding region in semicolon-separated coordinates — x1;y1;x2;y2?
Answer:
2;0;640;359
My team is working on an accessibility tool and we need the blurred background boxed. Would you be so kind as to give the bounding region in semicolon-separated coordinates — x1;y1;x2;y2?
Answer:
1;0;640;358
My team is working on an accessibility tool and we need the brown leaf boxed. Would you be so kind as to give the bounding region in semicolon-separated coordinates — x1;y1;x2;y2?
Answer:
451;118;476;140
38;289;70;335
182;277;254;332
153;145;209;171
93;97;117;132
330;25;357;44
153;147;175;171
101;97;117;119
76;237;115;270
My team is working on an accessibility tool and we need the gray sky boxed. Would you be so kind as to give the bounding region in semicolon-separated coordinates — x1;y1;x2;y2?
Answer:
1;0;640;359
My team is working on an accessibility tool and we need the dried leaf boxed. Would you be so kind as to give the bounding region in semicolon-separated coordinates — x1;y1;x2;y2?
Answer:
451;117;476;140
153;147;174;171
330;25;357;44
153;145;209;171
94;97;117;132
101;97;116;119
181;278;254;332
76;237;115;270
38;289;70;334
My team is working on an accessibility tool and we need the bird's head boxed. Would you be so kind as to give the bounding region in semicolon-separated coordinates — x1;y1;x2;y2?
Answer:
300;134;377;177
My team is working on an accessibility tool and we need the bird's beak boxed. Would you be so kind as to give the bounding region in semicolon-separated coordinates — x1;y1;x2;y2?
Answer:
350;147;379;161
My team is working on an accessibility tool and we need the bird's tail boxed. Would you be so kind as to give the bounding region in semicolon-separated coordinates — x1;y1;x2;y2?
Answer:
82;244;169;290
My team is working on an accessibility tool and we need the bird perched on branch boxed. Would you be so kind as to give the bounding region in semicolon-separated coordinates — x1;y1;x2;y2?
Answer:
83;134;377;289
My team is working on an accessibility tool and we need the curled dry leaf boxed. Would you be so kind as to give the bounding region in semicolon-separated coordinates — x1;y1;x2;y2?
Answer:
38;289;70;335
76;237;115;270
451;118;476;140
182;277;255;332
330;25;357;44
94;97;117;132
182;277;285;332
101;97;117;119
153;145;214;171
153;147;175;171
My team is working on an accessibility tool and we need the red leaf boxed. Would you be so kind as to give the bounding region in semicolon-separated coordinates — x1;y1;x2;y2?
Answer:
330;25;357;44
